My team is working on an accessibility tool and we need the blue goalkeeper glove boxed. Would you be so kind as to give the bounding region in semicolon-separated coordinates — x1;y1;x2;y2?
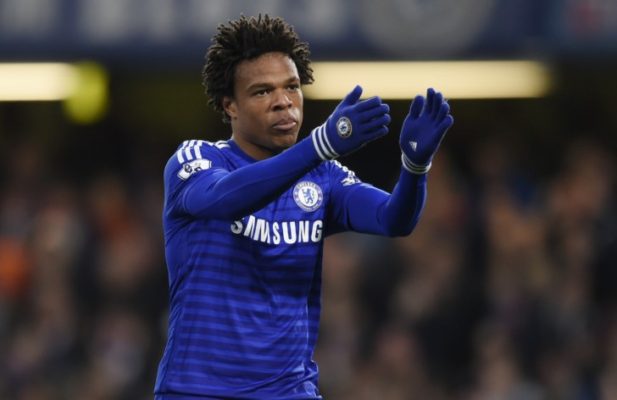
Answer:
311;85;390;160
400;88;454;174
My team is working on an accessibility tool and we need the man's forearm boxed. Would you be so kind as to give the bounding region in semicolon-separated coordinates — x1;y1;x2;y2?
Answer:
182;137;321;219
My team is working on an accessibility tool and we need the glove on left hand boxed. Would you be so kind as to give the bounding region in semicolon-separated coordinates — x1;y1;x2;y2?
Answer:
400;88;454;174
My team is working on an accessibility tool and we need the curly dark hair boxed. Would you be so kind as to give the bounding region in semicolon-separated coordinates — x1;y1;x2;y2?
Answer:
202;14;314;123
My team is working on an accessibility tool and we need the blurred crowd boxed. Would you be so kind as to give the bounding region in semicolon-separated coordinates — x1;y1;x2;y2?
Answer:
0;137;168;399
0;131;616;399
318;139;617;400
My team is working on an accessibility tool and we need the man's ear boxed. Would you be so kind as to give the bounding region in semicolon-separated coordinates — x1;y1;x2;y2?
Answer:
223;96;237;120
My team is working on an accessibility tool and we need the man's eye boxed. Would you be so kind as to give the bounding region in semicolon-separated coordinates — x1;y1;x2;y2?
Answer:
288;84;300;91
255;89;270;96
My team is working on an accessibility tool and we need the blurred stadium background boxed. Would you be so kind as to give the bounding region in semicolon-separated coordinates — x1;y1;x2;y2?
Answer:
1;1;616;399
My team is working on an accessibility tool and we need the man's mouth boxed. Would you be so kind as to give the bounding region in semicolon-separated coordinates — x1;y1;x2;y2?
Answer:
272;118;298;131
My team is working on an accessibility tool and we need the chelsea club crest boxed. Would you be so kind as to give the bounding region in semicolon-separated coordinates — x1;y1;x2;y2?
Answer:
293;181;323;212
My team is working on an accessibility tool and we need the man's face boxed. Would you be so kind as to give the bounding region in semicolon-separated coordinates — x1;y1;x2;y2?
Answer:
223;52;303;160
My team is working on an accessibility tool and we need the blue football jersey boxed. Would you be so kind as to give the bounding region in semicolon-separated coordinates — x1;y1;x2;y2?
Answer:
155;139;362;399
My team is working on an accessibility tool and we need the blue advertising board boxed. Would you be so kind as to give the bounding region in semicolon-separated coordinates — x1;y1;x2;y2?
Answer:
0;0;615;65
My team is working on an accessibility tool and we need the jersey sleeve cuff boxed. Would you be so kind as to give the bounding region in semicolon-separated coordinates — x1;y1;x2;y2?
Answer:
401;153;431;175
310;122;339;160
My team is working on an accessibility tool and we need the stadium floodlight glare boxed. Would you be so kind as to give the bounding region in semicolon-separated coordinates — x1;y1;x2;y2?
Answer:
0;63;80;101
0;62;108;123
304;60;552;100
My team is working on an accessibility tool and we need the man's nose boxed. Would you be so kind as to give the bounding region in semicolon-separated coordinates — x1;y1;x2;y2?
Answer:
272;90;292;110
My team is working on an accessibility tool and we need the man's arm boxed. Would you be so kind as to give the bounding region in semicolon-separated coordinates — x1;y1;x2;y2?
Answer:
331;172;426;236
333;88;453;236
176;86;391;220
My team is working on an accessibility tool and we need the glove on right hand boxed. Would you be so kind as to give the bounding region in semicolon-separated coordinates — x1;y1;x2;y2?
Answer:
311;85;390;160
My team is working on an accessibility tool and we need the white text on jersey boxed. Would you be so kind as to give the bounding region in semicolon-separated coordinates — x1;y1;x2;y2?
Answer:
231;215;323;244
